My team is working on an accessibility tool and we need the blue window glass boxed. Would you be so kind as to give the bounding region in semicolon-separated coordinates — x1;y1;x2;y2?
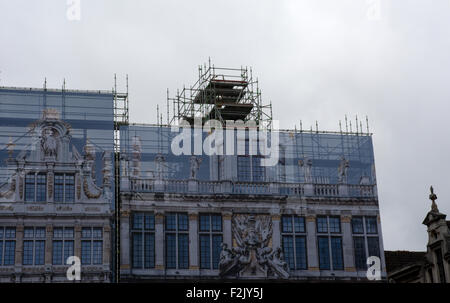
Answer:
92;228;102;239
178;214;188;231
317;217;328;233
351;217;364;234
132;233;143;268
212;235;222;269
252;157;265;182
36;174;46;202
365;217;378;234
65;175;75;202
5;228;15;239
178;234;189;269
166;234;176;269
81;241;91;265
54;174;64;202
318;237;330;270
0;242;3;266
368;237;380;258
0;228;3;239
24;228;34;239
331;237;343;270
295;236;307;269
64;228;74;239
144;214;155;230
35;241;45;265
200;235;211;269
354;237;367;270
82;228;91;239
282;236;295;270
329;217;341;233
199;215;210;232
237;156;251;181
133;213;143;229
25;174;35;202
53;228;63;239
23;241;34;265
282;216;293;233
93;241;102;265
294;217;305;233
165;214;176;231
52;241;63;265
144;234;155;268
211;215;222;232
63;241;74;264
4;241;15;265
35;227;45;239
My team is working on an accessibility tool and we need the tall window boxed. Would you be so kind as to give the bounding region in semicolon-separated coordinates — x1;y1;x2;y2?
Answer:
81;227;103;265
23;227;45;265
131;213;155;269
199;214;222;269
352;216;381;270
0;227;16;266
52;227;74;265
165;213;189;269
237;156;266;182
25;173;47;202
316;216;343;270
54;174;75;203
281;215;307;270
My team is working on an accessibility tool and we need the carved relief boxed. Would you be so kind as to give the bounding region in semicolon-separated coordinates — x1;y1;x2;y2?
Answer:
83;176;102;199
41;128;58;158
0;175;16;199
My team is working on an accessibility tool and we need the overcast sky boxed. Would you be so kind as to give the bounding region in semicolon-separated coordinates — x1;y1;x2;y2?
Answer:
1;0;450;252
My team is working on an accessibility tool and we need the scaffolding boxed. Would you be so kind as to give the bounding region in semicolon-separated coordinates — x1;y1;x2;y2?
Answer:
167;60;273;129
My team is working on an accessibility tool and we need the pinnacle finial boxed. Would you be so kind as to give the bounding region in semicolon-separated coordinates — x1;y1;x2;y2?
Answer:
429;186;438;212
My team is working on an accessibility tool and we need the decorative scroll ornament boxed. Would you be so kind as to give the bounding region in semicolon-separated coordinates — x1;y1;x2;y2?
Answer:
219;215;289;279
0;175;16;199
83;176;102;199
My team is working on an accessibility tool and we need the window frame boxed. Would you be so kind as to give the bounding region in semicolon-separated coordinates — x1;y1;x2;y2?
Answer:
198;214;223;270
281;215;307;270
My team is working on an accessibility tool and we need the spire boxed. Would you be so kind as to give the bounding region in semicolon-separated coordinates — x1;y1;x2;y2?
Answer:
429;186;439;212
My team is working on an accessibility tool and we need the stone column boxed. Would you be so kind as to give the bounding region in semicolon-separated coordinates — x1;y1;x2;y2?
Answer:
271;214;281;249
341;215;356;272
223;212;232;247
45;225;53;265
119;210;131;271
188;212;199;270
74;224;82;260
306;215;319;271
15;225;24;266
154;212;165;270
103;225;111;265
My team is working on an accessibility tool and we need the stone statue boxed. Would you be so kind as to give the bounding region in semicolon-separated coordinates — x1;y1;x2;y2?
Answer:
429;186;438;212
189;156;202;179
338;156;349;184
41;128;58;158
155;153;165;180
299;157;313;183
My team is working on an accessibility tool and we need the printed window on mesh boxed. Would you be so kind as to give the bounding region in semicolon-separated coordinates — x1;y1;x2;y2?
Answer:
52;227;74;265
281;215;307;270
23;227;46;266
54;174;75;203
165;213;189;269
81;227;103;265
0;227;16;266
131;213;155;269
25;173;47;202
199;214;223;270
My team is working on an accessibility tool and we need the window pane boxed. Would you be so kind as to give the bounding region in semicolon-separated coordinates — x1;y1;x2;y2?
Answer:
25;174;35;202
35;241;45;265
282;236;295;270
24;228;34;239
5;228;15;239
36;174;46;202
132;233;143;268
212;235;222;270
64;241;74;263
165;214;176;231
93;228;102;239
65;175;75;202
199;215;210;232
367;237;380;258
282;216;293;233
93;241;102;265
178;214;188;231
133;213;143;230
318;237;330;270
53;240;63;265
4;241;15;265
237;156;251;181
354;237;367;270
144;214;155;230
295;236;307;270
211;215;222;232
365;217;378;234
35;227;46;239
294;217;305;233
54;174;64;202
252;157;265;182
144;234;155;269
0;228;3;240
165;234;176;269
53;228;63;239
64;228;74;239
23;241;33;265
0;242;3;265
178;234;189;269
82;228;91;239
81;241;91;265
331;237;343;270
317;217;328;233
329;217;341;233
351;217;364;234
200;235;211;269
